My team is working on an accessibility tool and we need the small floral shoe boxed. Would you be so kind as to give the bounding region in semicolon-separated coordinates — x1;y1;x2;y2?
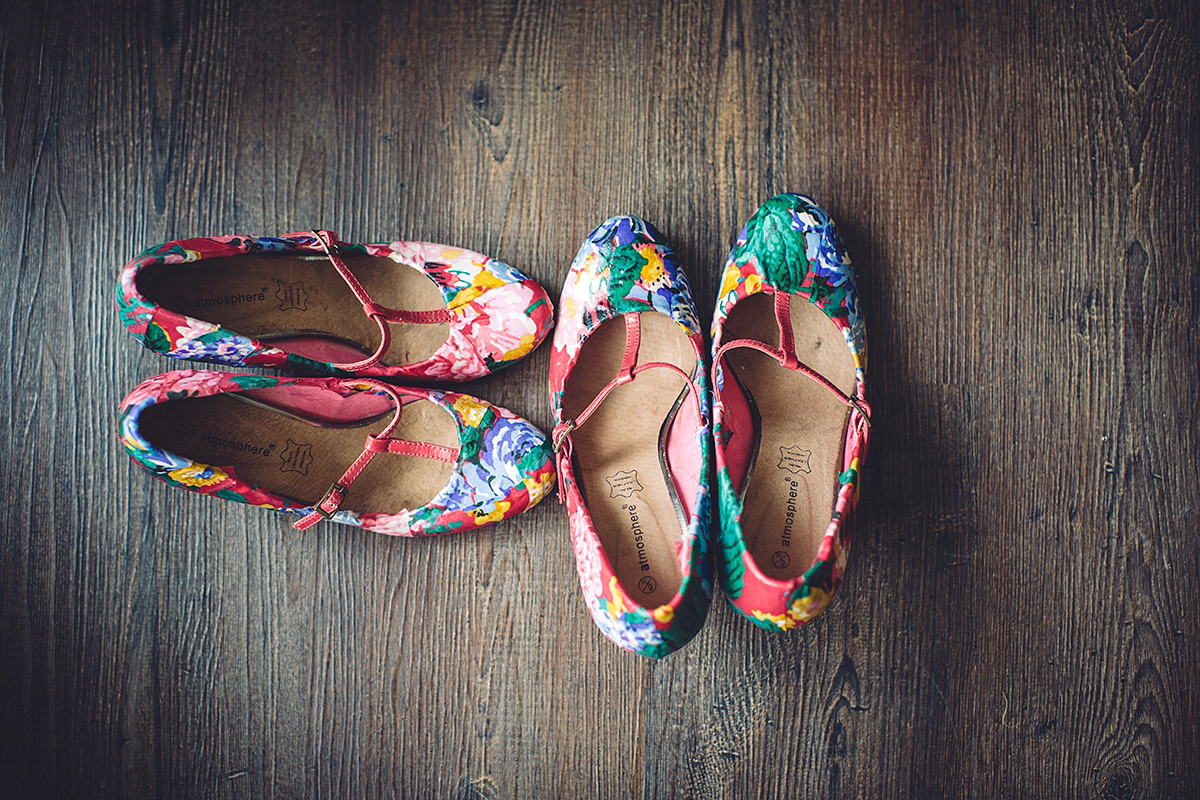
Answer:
119;370;556;535
549;217;712;658
117;231;553;381
711;194;871;631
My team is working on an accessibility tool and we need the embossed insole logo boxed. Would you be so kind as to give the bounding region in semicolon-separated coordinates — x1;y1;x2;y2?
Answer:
778;446;812;475
275;279;309;311
606;470;643;498
280;439;313;474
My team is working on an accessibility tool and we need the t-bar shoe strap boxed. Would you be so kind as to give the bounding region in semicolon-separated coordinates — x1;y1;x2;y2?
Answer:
293;379;459;530
308;230;453;372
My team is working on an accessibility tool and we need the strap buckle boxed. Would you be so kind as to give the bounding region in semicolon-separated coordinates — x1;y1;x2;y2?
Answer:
552;420;576;452
315;482;347;520
310;229;340;255
848;395;872;428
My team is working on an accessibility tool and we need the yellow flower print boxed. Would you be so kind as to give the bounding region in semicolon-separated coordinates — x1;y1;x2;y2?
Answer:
452;395;489;427
789;587;831;623
524;469;555;505
502;331;537;362
719;263;763;301
473;271;506;290
653;605;674;624
843;456;862;501
578;252;599;282
605;576;630;618
167;464;229;488
718;264;741;299
474;500;511;525
752;609;797;631
448;270;506;307
636;245;666;287
122;429;149;451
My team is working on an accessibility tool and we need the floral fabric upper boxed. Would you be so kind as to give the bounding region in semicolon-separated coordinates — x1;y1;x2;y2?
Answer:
549;216;712;658
118;370;556;536
711;194;868;631
116;233;553;380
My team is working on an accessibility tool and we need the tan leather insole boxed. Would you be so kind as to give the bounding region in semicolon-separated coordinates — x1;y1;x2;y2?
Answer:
139;394;457;513
139;254;450;365
563;312;696;608
723;292;856;581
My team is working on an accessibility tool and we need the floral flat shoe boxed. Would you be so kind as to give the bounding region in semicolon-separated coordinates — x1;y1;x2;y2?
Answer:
119;370;556;534
117;231;553;381
549;217;712;658
711;194;871;631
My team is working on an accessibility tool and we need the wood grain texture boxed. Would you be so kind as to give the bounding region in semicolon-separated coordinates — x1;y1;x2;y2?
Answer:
1;0;1197;797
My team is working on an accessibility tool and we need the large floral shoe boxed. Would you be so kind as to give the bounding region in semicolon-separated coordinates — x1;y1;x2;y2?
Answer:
711;194;871;632
117;231;553;381
549;217;712;658
119;370;556;534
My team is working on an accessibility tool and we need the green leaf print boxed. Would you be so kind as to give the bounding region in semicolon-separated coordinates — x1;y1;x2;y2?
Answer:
800;558;833;594
215;488;250;505
137;243;189;261
605;244;649;310
717;468;746;597
142;322;171;353
284;353;331;373
658;579;711;655
196;329;229;344
735;196;812;295
517;439;551;473
230;375;283;390
457;407;496;464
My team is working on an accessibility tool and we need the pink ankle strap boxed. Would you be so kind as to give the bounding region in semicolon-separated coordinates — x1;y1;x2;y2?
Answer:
552;313;705;504
293;379;459;530
309;230;452;371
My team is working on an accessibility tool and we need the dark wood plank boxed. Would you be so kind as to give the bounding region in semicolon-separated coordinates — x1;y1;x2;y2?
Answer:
1;0;1198;797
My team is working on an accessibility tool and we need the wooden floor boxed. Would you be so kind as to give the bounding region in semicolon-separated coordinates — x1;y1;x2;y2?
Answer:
2;0;1198;797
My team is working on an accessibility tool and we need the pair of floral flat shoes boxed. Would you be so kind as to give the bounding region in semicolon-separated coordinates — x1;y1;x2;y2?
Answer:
118;230;556;536
550;194;871;657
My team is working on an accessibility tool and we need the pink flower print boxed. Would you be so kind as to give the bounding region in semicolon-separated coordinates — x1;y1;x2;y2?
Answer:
358;511;418;537
174;317;219;343
121;370;228;409
570;505;605;600
211;336;259;360
460;294;541;364
120;373;178;410
419;326;489;380
167;369;233;396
